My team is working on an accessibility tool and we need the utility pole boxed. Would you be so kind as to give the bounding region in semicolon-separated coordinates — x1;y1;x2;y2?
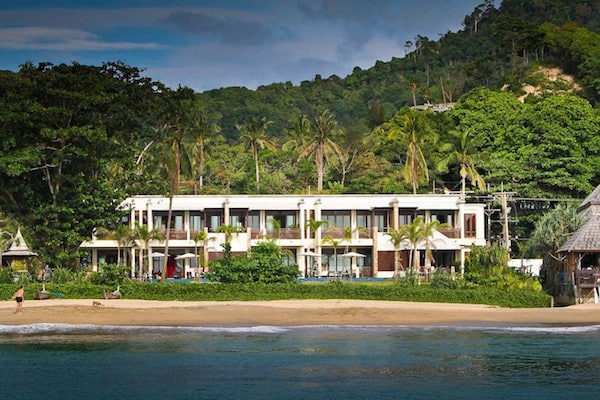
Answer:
493;191;515;252
484;197;499;246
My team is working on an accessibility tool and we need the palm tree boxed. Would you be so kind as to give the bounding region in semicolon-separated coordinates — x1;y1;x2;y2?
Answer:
305;218;328;239
404;216;426;273
95;224;133;266
402;216;448;277
385;109;436;194
236;116;274;192
130;225;163;280
288;110;342;192
217;224;243;245
438;129;485;198
421;218;449;280
267;217;281;239
386;227;409;277
322;235;342;276
193;230;207;277
155;119;191;281
186;113;221;193
331;126;368;187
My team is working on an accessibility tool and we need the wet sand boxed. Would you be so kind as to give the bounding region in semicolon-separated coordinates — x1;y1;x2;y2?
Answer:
2;299;600;327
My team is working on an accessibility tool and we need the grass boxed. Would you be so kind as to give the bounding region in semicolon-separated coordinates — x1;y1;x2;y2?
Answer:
0;280;553;308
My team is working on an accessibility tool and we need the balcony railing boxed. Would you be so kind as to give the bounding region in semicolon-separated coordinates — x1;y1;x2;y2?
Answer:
166;230;187;240
438;227;461;238
267;228;301;239
321;228;344;239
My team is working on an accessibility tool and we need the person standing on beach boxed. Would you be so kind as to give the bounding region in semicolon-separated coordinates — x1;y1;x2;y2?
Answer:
13;285;24;314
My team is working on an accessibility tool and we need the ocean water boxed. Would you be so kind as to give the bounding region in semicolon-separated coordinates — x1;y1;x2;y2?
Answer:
2;323;600;400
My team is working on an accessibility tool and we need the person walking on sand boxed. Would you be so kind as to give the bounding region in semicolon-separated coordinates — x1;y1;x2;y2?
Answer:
13;285;24;314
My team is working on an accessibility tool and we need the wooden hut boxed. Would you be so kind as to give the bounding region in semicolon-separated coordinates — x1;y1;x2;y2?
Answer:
558;185;600;303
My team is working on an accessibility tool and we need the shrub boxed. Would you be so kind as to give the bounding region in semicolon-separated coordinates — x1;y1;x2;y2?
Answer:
89;263;129;286
207;241;299;284
430;269;464;290
51;267;74;284
396;269;420;287
0;268;13;284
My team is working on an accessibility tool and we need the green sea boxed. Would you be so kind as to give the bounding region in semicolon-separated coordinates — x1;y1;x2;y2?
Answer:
1;323;599;399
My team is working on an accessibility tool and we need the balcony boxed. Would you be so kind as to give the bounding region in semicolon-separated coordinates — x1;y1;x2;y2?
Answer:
438;227;460;239
267;228;301;239
166;230;187;240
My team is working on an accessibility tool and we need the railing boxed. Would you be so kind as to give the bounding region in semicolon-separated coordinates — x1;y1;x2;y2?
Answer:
167;230;187;240
438;227;461;238
321;228;344;239
266;228;301;239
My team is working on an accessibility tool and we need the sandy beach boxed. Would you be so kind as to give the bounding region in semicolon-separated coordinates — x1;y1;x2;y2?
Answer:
2;299;600;327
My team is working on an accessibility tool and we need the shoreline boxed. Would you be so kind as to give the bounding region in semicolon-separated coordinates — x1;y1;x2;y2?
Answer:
2;299;600;327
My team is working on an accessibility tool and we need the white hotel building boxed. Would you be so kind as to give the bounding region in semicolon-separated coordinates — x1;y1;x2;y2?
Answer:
80;194;486;279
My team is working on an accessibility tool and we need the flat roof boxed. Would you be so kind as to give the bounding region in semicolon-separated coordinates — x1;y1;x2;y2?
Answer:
123;194;479;212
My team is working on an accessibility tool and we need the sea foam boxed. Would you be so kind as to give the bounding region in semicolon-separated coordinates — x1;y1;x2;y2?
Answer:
1;323;599;336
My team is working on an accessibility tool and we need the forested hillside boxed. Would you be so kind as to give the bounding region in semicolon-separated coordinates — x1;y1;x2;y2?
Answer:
0;0;599;266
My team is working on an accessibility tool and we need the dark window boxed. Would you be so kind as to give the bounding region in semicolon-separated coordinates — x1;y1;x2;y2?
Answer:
464;214;476;238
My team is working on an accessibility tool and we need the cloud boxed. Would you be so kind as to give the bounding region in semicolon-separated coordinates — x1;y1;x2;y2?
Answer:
0;26;161;51
162;11;274;46
297;0;479;57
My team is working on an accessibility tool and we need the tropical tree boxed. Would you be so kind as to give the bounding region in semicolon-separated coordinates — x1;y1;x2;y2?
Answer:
185;112;222;193
305;218;328;239
322;235;342;276
236;116;274;192
438;128;486;198
130;225;163;279
148;90;197;280
95;224;133;266
525;203;581;261
193;230;208;275
331;125;370;188
385;109;437;194
288;110;343;192
421;218;449;275
403;216;426;272
217;224;244;245
386;227;409;277
157;126;181;280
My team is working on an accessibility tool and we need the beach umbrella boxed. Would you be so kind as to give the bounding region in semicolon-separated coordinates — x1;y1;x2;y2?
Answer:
175;253;197;260
149;252;165;258
299;251;321;257
340;251;365;258
299;251;321;277
341;252;366;279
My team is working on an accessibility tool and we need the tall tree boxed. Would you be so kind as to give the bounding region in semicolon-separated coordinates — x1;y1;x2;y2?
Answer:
130;225;162;279
95;224;133;267
386;227;409;277
236;116;274;192
403;216;425;273
437;128;485;198
385;109;437;194
292;110;343;192
185;111;222;193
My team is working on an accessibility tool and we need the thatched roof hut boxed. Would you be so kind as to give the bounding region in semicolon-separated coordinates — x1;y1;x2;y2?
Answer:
558;184;600;271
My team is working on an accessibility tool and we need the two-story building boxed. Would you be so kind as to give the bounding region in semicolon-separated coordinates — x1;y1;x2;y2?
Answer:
80;194;486;279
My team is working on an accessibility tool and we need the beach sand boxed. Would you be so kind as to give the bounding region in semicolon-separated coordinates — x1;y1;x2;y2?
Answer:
2;299;600;327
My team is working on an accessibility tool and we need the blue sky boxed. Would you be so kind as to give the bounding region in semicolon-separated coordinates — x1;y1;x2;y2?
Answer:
0;0;484;92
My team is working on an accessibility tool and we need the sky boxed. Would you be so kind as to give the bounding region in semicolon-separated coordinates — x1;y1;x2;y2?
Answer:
0;0;484;92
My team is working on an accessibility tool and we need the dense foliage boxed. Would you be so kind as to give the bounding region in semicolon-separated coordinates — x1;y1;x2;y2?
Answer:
0;0;598;268
207;241;300;283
